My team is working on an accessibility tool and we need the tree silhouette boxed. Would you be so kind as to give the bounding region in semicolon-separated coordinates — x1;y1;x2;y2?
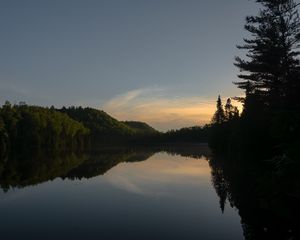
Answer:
211;95;226;124
224;98;239;121
234;0;300;115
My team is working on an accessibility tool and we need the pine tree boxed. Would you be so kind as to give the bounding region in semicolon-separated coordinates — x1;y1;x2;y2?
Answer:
225;98;234;120
234;0;300;114
212;95;226;124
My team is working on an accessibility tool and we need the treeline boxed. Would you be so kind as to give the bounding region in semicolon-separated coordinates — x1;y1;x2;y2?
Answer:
0;100;214;158
59;107;159;144
0;103;162;156
160;126;210;143
209;96;240;153
124;126;211;146
209;0;300;163
0;102;90;156
59;106;135;142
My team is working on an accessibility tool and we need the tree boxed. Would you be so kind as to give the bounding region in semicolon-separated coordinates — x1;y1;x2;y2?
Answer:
0;104;90;154
225;98;240;121
232;107;239;119
211;95;226;124
234;0;300;114
225;98;235;120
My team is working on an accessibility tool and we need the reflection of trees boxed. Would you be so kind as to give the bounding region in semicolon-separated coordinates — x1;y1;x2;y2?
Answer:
0;151;88;192
66;145;212;180
65;149;156;180
210;163;229;213
209;155;300;240
162;144;211;159
0;145;212;192
0;149;155;192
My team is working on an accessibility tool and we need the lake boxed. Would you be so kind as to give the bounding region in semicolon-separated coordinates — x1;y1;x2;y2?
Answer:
0;145;297;239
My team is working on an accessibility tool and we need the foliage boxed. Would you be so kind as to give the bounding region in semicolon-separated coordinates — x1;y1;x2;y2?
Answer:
122;121;158;135
209;96;240;153
0;103;90;154
210;0;300;161
235;0;300;113
211;95;226;124
0;102;211;155
162;126;210;143
59;106;136;142
225;98;239;120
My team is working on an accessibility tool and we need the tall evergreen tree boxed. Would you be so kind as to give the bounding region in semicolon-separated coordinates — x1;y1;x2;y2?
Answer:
235;0;300;114
212;95;226;124
225;98;234;120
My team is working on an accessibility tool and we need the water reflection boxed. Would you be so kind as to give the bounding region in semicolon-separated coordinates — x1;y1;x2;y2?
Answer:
209;155;300;240
0;145;245;240
0;145;211;192
103;152;211;196
0;151;89;191
1;146;299;239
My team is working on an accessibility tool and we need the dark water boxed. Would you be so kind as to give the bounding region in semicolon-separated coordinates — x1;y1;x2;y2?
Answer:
0;146;298;239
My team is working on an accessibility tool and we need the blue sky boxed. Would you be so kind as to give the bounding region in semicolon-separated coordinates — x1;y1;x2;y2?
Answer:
0;0;258;130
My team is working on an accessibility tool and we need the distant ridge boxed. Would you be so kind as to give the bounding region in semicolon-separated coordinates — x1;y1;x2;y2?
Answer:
122;121;158;134
60;107;159;141
60;107;134;139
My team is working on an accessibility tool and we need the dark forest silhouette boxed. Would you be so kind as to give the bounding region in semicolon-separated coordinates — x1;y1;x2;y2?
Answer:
210;154;300;240
209;0;300;163
208;2;300;238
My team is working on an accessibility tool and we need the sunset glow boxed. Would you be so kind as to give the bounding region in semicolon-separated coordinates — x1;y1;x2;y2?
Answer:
103;88;243;130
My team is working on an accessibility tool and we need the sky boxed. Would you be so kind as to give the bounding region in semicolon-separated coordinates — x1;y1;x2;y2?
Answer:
0;0;259;130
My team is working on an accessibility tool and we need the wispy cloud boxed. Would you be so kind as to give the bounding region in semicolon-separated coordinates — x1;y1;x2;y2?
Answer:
103;88;162;110
102;87;242;131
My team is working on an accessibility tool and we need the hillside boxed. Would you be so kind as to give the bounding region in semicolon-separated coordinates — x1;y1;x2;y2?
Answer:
0;104;90;154
122;121;158;134
60;107;135;141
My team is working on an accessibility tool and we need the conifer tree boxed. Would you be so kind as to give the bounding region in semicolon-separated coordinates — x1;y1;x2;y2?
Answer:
225;98;234;120
235;0;300;113
212;95;225;124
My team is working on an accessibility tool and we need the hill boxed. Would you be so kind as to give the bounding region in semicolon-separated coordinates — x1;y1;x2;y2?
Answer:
122;121;158;134
60;107;135;141
0;103;90;154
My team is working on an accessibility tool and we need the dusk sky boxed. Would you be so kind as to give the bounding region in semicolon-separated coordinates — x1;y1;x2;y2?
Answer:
0;0;258;130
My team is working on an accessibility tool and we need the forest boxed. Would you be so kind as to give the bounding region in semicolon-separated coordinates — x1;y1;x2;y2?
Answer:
0;102;90;157
209;0;300;164
0;100;213;158
0;103;161;156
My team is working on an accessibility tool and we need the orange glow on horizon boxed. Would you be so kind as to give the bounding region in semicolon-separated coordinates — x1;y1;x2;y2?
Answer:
102;88;244;131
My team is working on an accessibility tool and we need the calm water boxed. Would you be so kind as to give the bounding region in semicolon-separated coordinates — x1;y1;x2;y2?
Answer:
0;147;243;239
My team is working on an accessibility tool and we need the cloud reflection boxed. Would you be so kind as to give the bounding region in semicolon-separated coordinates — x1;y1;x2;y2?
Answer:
103;153;211;197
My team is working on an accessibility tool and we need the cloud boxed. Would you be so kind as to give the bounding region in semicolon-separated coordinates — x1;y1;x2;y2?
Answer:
102;87;242;131
103;88;155;109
